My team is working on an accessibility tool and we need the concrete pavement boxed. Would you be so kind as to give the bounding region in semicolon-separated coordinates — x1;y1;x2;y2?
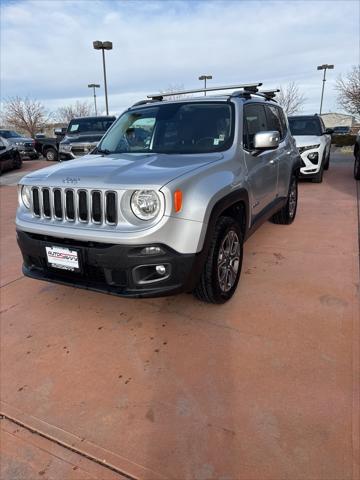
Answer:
1;153;359;479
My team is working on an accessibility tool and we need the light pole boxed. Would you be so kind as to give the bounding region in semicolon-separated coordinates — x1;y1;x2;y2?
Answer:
88;83;100;116
317;64;334;115
93;41;113;115
199;75;212;96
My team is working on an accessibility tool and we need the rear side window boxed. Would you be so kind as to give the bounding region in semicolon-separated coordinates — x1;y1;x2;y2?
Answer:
278;108;288;138
265;105;283;139
243;104;268;150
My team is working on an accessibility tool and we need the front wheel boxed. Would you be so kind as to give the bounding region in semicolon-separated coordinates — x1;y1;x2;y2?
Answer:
45;148;58;162
193;216;243;304
354;151;360;180
13;152;22;169
324;152;330;170
271;175;298;225
311;164;324;183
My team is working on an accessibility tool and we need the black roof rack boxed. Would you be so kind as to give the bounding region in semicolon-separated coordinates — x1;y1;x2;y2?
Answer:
146;83;262;100
131;84;281;108
231;88;280;102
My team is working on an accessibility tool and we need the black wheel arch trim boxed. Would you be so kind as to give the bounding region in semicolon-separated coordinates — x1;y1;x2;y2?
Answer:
185;189;249;291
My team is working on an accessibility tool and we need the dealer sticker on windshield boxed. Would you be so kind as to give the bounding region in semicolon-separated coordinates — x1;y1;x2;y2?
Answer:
46;246;80;272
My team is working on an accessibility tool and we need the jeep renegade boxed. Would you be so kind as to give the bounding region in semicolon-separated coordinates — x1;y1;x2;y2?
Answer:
16;83;301;303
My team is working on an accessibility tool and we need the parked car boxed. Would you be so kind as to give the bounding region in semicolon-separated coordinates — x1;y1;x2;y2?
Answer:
333;126;351;135
58;116;115;160
0;129;39;160
16;83;301;304
34;128;67;162
0;137;22;174
288;115;333;183
354;131;360;180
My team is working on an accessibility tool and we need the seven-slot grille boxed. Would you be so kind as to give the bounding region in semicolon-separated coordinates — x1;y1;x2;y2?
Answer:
31;187;117;225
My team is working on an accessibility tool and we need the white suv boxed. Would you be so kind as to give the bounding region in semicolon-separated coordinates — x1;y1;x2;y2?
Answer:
288;115;332;183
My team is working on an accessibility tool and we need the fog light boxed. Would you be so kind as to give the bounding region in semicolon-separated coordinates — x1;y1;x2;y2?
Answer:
308;152;318;162
156;265;166;275
140;246;163;255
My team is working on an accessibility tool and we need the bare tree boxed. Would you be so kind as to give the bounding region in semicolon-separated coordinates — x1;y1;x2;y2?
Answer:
1;97;50;137
56;101;92;123
277;82;306;115
335;65;360;116
160;84;193;101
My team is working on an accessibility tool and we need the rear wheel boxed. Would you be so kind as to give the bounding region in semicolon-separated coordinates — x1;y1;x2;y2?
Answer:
193;216;243;304
354;150;360;180
271;175;298;224
45;148;58;162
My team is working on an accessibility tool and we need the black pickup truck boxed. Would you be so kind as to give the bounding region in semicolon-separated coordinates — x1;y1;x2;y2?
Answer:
34;128;67;161
58;116;115;160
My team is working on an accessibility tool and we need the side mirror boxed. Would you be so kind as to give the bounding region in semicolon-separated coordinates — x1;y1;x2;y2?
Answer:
254;131;280;151
325;128;334;135
54;127;66;136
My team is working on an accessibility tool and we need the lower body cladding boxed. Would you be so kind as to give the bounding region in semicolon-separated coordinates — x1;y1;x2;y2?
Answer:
16;230;201;298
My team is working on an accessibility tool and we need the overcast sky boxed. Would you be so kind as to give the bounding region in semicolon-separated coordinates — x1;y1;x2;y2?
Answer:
1;0;359;117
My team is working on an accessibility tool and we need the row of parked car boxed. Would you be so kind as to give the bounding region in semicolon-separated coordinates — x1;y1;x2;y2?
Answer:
0;116;115;174
2;111;357;181
14;84;360;304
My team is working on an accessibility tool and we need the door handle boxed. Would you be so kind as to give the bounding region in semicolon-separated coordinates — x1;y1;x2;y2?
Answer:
269;159;276;165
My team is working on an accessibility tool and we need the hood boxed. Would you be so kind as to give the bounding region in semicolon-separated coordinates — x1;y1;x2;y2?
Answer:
7;136;33;144
22;152;222;189
61;133;105;144
292;135;324;147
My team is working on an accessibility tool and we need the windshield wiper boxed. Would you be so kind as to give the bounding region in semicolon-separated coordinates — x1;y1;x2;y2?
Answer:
96;147;112;155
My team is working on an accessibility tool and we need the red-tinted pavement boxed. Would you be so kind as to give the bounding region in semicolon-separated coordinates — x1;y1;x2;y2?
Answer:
1;154;359;479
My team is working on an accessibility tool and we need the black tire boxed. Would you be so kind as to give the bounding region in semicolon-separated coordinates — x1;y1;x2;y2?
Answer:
271;175;298;225
193;216;243;304
324;152;330;170
354;150;360;180
12;152;22;170
311;165;323;183
45;148;58;162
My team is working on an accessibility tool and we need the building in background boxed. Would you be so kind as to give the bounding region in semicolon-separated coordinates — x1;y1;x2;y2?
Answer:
320;113;356;128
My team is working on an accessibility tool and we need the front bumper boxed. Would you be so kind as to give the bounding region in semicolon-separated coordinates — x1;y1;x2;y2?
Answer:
17;230;201;297
17;147;38;159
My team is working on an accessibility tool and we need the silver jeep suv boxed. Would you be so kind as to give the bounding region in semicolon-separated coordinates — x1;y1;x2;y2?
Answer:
16;83;301;303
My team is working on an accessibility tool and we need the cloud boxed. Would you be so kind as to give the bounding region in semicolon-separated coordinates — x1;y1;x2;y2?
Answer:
1;0;359;115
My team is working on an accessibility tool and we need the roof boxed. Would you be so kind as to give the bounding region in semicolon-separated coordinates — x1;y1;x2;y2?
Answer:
70;115;116;120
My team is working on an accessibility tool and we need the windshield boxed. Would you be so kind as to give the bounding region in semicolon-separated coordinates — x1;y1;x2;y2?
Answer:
288;118;321;136
67;118;115;134
0;130;21;138
98;102;234;154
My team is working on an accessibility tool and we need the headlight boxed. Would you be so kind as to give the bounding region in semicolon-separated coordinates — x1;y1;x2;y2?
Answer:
298;144;320;154
59;144;72;152
131;190;161;220
21;185;32;208
15;141;25;146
